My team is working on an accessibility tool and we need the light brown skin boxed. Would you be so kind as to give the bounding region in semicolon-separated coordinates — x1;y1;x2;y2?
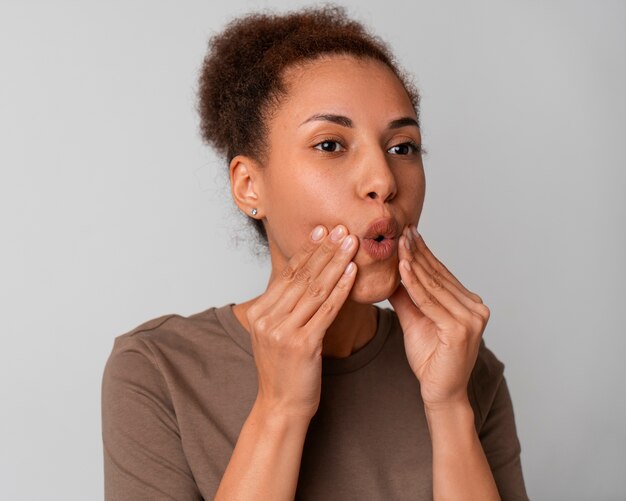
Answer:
223;54;500;499
231;54;424;356
230;53;490;412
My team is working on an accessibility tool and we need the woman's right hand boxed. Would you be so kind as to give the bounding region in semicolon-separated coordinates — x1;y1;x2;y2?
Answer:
246;224;359;421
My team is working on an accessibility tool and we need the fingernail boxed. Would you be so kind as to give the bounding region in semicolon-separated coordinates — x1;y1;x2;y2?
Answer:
413;225;420;239
341;235;354;250
344;262;355;275
311;226;325;241
330;225;345;242
404;235;411;250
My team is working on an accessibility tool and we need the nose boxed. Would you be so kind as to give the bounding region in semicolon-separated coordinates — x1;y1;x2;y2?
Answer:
358;148;397;203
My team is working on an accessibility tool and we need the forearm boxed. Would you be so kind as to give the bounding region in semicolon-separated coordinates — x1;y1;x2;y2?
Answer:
214;398;310;501
425;399;500;501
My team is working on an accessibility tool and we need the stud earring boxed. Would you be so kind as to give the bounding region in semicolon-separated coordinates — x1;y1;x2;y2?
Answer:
251;208;258;216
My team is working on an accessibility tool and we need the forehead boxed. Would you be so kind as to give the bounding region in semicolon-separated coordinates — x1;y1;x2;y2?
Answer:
275;55;415;124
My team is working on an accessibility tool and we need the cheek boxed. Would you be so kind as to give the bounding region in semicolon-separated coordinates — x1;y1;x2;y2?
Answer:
398;168;426;215
267;170;346;252
283;169;346;218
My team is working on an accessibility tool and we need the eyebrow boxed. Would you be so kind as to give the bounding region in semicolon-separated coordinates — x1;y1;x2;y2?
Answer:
299;113;419;130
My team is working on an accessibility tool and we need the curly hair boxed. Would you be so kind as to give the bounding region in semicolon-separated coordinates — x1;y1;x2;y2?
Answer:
196;4;421;250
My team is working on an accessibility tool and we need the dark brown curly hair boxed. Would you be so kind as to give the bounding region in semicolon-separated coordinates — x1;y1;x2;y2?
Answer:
196;4;421;249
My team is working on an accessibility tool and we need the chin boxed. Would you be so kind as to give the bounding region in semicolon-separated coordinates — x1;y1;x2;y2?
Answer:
347;265;401;304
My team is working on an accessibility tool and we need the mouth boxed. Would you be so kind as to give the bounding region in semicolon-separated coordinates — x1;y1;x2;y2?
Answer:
361;235;398;261
362;217;400;240
361;217;400;260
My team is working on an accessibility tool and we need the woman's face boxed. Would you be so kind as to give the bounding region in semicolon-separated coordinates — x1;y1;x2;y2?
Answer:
256;54;425;304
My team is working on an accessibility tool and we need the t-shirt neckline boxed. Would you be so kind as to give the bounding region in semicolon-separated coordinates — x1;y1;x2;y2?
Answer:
214;303;394;375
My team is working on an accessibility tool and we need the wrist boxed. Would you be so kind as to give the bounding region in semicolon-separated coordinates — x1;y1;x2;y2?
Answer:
253;397;315;428
423;397;473;420
422;397;477;445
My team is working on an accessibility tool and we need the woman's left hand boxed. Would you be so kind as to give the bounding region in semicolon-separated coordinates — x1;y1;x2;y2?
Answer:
388;225;491;410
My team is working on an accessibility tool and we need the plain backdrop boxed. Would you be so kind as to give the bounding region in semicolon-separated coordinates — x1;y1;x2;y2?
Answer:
1;1;624;499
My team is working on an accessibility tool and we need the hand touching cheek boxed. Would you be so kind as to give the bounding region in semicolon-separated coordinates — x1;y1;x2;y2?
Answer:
388;226;491;410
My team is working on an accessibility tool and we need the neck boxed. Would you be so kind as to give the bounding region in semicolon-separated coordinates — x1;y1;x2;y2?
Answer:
321;299;378;358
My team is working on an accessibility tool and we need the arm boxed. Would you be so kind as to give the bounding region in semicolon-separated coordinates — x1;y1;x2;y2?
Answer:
425;399;501;501
103;338;311;501
476;375;529;501
214;400;310;501
102;341;202;500
214;224;359;499
389;228;526;499
425;371;529;501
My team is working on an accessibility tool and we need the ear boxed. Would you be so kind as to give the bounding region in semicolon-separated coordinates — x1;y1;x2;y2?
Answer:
230;154;264;218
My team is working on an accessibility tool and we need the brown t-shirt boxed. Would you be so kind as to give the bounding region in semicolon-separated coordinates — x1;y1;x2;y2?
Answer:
101;303;529;500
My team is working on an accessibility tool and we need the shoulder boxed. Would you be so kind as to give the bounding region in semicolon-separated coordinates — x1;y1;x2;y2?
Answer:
108;313;179;357
101;312;213;499
102;305;231;387
106;305;227;360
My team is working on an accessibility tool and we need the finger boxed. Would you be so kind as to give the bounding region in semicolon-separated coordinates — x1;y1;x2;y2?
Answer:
400;230;483;313
409;226;484;304
262;224;356;323
252;225;329;315
399;255;470;331
288;232;360;327
388;281;426;329
400;230;490;323
403;252;474;321
304;260;358;340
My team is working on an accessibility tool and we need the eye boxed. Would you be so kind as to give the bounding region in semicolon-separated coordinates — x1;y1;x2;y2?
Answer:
388;141;423;156
313;138;346;153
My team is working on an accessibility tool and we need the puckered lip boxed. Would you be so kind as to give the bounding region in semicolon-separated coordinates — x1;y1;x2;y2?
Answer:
362;217;401;241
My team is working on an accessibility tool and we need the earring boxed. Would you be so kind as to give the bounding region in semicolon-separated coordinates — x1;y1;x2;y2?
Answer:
251;208;258;216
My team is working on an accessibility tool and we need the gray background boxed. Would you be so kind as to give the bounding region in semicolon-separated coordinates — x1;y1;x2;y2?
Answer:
1;1;624;499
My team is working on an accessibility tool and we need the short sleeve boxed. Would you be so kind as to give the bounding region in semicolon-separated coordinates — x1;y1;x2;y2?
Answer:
101;337;203;500
475;364;530;500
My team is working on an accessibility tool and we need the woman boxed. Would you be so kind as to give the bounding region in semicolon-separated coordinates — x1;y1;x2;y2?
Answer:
101;6;528;500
